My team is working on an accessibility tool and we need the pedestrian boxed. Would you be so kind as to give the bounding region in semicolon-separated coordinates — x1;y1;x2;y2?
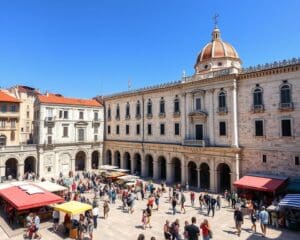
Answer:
200;219;211;240
190;191;195;207
216;195;221;210
87;217;94;240
180;192;186;214
92;204;99;229
259;206;269;237
146;204;152;228
172;197;177;215
234;207;243;237
33;214;41;240
171;219;180;240
164;220;172;239
199;194;203;210
250;208;257;232
141;209;147;229
103;200;110;219
78;214;85;240
185;216;200;240
52;209;60;232
155;193;160;211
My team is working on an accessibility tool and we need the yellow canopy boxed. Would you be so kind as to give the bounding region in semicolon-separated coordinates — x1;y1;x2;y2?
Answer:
54;201;92;215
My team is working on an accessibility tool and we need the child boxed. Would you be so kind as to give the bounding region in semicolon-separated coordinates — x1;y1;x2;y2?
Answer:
141;210;147;229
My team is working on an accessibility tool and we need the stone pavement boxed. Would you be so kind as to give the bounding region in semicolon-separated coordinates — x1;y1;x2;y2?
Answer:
1;188;299;240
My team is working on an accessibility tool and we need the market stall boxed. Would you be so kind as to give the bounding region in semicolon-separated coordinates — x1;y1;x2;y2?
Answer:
0;184;64;226
278;194;300;230
99;165;119;171
54;201;92;239
35;181;67;196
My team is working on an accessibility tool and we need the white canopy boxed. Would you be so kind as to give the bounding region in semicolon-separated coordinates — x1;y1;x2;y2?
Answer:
113;168;131;173
99;165;119;170
117;175;140;181
0;181;28;190
35;181;67;193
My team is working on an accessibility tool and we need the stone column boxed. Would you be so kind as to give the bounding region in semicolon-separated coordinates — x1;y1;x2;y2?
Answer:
180;158;186;186
17;163;24;180
153;160;159;180
197;167;201;189
208;89;215;146
71;158;76;175
86;154;91;172
141;155;146;177
181;93;187;144
210;160;216;192
166;162;172;184
235;153;240;180
232;79;239;147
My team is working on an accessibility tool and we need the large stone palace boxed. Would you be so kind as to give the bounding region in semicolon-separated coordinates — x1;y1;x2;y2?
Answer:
103;26;300;192
0;25;299;192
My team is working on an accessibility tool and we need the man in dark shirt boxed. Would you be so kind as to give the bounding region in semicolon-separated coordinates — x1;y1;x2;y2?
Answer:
184;217;200;240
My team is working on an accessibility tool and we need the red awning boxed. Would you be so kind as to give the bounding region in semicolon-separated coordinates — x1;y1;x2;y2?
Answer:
0;185;64;210
234;175;287;192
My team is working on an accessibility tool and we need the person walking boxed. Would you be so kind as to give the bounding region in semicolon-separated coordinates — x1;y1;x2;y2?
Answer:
33;214;41;240
146;204;152;228
190;191;195;207
259;206;269;237
52;209;60;232
78;214;85;240
172;197;177;215
141;210;147;230
164;220;172;239
171;219;180;240
185;217;200;240
103;200;110;219
200;219;211;240
234;207;244;237
250;208;257;232
87;217;94;240
92;204;99;229
180;192;186;214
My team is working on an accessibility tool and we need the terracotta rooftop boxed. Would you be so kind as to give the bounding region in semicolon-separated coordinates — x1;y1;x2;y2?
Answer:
0;91;21;103
38;93;102;107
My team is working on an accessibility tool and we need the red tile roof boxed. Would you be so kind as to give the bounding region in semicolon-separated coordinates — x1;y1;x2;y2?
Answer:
0;91;21;103
38;93;102;107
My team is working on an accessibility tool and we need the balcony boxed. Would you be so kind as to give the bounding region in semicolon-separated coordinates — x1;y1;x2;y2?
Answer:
115;115;120;121
188;109;208;118
173;111;181;118
107;116;111;121
159;112;166;118
0;111;20;119
92;118;101;126
125;115;131;120
251;104;264;113
217;106;228;115
146;113;153;119
44;117;55;127
135;113;141;120
279;102;294;111
183;139;207;147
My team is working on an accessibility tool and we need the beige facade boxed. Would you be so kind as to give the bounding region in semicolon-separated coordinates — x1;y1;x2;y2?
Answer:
103;27;300;192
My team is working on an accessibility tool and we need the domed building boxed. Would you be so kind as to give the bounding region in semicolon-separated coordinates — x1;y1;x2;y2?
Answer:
194;26;241;76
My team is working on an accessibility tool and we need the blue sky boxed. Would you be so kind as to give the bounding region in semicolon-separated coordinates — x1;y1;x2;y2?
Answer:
0;0;299;98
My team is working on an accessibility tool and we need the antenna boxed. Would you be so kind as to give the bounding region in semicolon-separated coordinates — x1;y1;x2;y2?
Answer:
213;13;219;28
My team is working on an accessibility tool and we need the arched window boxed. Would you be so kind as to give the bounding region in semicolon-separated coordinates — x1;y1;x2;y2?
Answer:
136;100;141;117
253;87;263;106
218;91;226;109
0;135;7;146
116;104;120;119
280;84;291;104
125;102;130;118
147;99;152;115
174;97;180;113
159;97;165;114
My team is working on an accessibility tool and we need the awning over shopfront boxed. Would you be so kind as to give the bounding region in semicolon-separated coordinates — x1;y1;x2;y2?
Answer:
54;201;92;215
0;185;64;210
35;181;67;193
279;194;300;209
234;175;287;192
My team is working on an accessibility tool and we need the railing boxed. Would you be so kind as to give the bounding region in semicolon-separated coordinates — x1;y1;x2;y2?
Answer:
125;115;131;120
0;112;20;118
279;102;294;111
173;111;181;117
146;113;153;119
0;144;37;152
159;112;166;118
184;139;207;147
251;104;264;113
135;114;141;119
217;106;228;114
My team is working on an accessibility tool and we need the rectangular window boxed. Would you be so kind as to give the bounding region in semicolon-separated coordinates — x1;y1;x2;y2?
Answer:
63;126;68;137
79;111;84;120
27;111;30;118
174;100;180;113
48;136;52;144
295;156;299;166
1;104;7;112
10;131;15;141
78;128;84;141
219;121;226;136
107;125;111;134
160;123;165;135
1;120;5;128
147;124;152;135
59;110;63;118
174;123;180;135
11;120;16;128
47;127;52;134
281;119;292;136
116;125;120;135
94;135;98;141
63;110;68;119
262;154;267;163
11;105;17;112
94;112;98;120
126;125;130;135
160;101;165;114
255;120;264;136
136;124;140;135
195;98;201;110
94;126;98;134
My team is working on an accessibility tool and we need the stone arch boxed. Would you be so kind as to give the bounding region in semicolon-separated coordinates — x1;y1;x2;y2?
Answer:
91;151;99;169
133;153;141;175
106;149;112;165
5;158;18;179
114;151;121;168
157;156;167;180
200;162;210;190
145;154;153;177
24;156;36;174
217;163;231;192
123;152;131;170
75;151;86;171
171;157;181;183
187;161;197;187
